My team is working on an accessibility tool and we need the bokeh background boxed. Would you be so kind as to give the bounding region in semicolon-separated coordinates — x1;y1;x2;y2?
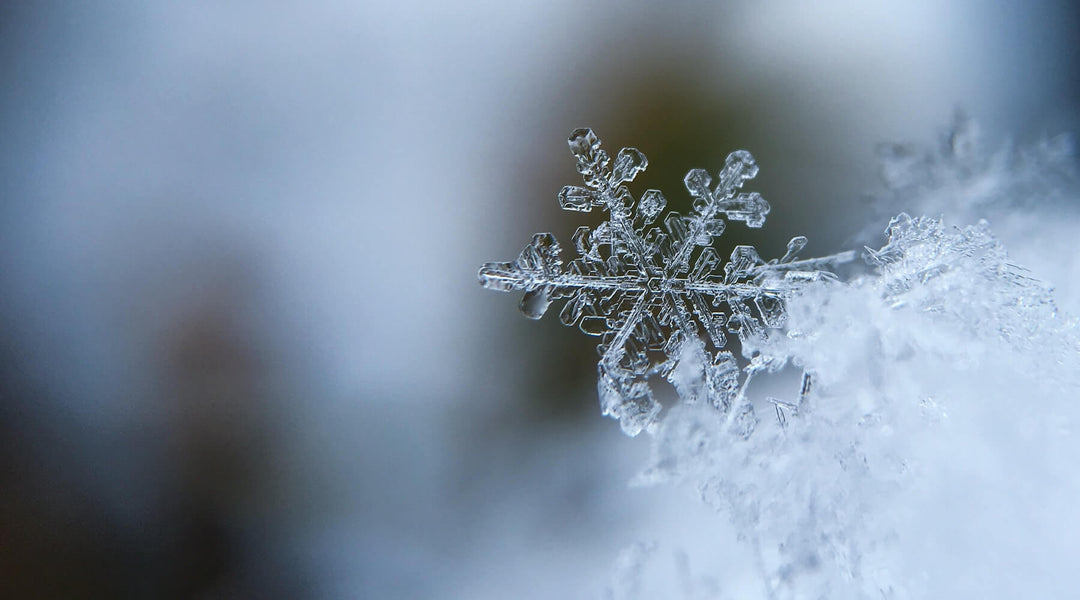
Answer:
2;1;1078;598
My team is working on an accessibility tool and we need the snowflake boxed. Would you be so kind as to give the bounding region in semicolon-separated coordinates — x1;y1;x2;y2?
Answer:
479;128;854;435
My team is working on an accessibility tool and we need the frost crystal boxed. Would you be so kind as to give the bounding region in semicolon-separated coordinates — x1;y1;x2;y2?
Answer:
479;128;854;435
866;213;1070;355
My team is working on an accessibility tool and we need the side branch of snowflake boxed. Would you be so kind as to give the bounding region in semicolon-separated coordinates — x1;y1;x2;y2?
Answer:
480;128;854;435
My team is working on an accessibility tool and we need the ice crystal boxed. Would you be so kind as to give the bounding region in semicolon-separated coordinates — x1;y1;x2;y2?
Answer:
872;114;1080;314
865;213;1074;358
479;128;854;435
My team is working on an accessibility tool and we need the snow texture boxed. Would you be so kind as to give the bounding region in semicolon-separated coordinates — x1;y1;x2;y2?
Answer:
628;125;1080;599
479;128;853;435
634;210;1079;597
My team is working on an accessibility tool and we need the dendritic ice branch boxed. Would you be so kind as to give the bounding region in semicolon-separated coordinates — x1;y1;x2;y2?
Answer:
479;128;854;435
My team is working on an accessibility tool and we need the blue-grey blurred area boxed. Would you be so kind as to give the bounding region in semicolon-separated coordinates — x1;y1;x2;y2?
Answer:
0;1;1076;598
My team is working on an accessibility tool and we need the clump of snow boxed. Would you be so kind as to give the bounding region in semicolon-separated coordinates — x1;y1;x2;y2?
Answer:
635;183;1080;597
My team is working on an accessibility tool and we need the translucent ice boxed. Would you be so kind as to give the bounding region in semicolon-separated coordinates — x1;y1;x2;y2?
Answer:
479;128;853;435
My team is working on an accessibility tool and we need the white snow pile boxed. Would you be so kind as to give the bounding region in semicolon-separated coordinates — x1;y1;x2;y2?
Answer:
629;123;1080;599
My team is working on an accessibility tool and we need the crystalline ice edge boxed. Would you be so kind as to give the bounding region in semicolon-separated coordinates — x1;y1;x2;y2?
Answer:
479;128;854;435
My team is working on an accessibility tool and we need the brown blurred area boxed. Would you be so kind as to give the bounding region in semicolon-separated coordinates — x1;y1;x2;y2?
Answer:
0;257;303;598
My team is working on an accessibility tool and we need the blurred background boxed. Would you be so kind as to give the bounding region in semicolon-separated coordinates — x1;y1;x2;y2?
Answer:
1;1;1078;598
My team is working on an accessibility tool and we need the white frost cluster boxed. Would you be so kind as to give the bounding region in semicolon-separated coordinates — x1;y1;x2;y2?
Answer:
640;210;1080;598
635;129;1080;598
